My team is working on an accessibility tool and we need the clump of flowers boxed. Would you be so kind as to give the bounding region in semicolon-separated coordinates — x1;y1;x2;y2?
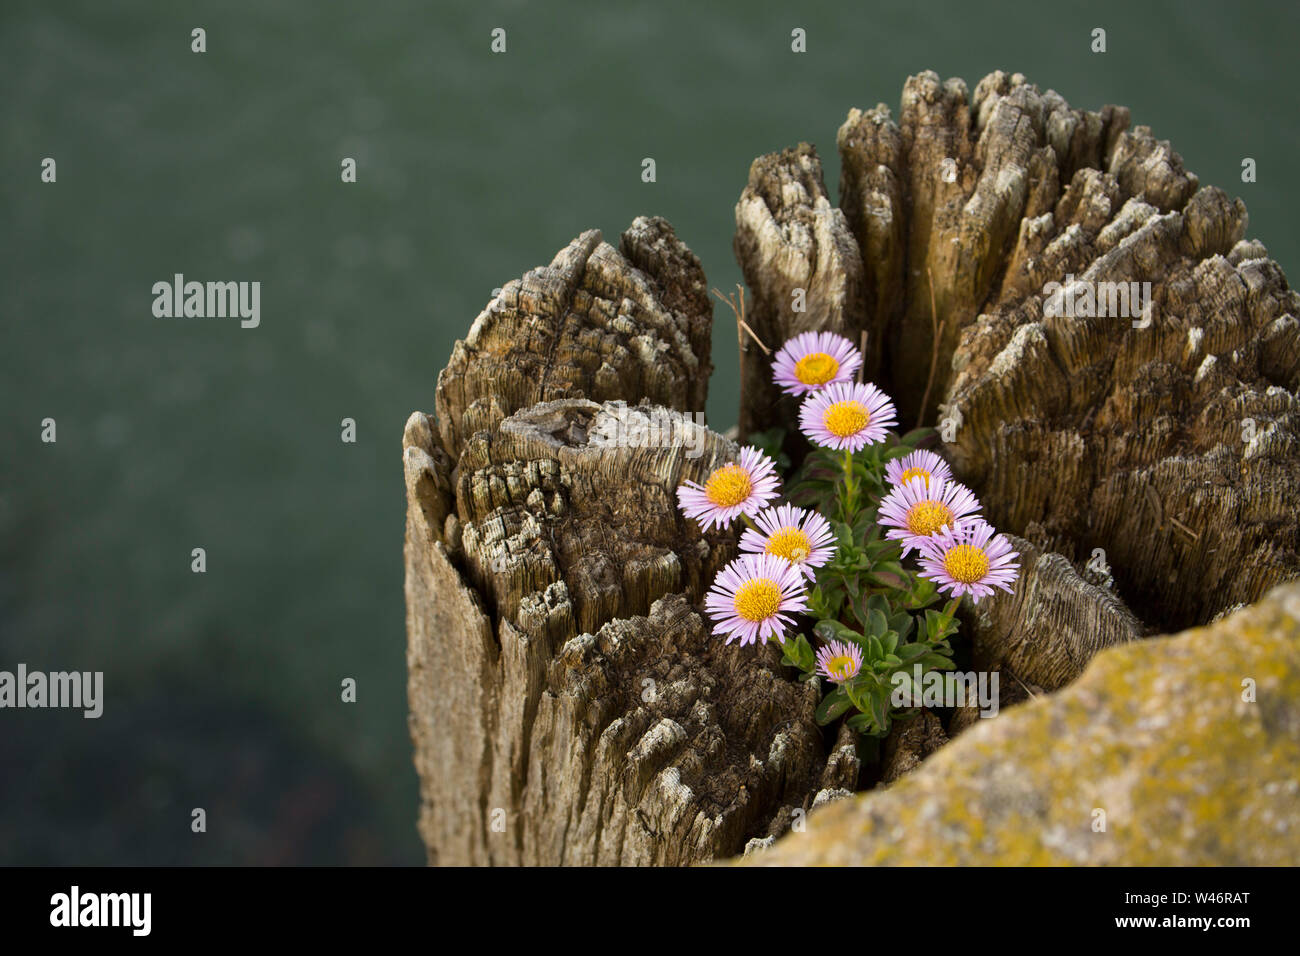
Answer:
677;330;1020;739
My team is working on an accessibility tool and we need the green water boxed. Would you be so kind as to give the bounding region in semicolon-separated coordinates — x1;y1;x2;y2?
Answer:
2;0;1296;863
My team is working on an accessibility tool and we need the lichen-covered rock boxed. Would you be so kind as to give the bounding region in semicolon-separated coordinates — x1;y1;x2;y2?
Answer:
745;581;1300;866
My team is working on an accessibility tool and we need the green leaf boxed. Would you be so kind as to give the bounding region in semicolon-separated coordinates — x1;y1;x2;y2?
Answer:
916;652;957;671
845;713;874;732
907;576;941;609
866;634;884;661
923;609;944;640
894;643;928;664
813;619;843;642
841;573;861;604
782;634;816;672
869;690;891;733
866;608;889;638
847;588;870;632
898;426;936;448
868;570;904;589
815;687;853;725
808;579;845;621
922;609;959;643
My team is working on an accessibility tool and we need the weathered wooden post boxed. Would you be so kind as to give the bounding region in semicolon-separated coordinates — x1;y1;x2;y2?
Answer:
406;71;1300;866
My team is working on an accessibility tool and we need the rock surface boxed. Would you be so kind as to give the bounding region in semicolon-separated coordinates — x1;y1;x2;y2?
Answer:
745;581;1300;866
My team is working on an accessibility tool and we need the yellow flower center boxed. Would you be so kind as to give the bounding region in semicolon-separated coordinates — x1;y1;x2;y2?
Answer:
826;654;857;681
733;578;782;622
704;464;752;508
943;544;990;584
905;500;955;537
764;526;812;564
823;400;869;438
899;466;931;486
794;352;839;386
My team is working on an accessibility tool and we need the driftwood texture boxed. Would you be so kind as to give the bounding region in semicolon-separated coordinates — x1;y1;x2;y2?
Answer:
737;71;1299;634
408;71;1300;865
406;221;857;865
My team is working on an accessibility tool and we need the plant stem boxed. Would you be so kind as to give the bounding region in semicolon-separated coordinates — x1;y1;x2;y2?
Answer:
842;448;857;521
938;595;961;627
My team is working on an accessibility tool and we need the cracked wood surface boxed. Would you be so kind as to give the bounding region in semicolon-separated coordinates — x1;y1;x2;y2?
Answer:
737;69;1299;642
407;219;856;865
409;71;1300;866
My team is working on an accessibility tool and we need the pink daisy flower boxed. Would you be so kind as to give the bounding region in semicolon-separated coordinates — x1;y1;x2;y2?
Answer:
877;476;982;557
884;449;953;490
704;553;808;646
676;446;781;531
739;503;836;580
916;519;1020;604
815;638;864;684
798;381;897;452
771;331;864;396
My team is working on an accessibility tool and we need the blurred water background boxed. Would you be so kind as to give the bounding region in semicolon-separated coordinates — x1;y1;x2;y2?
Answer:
2;0;1297;863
